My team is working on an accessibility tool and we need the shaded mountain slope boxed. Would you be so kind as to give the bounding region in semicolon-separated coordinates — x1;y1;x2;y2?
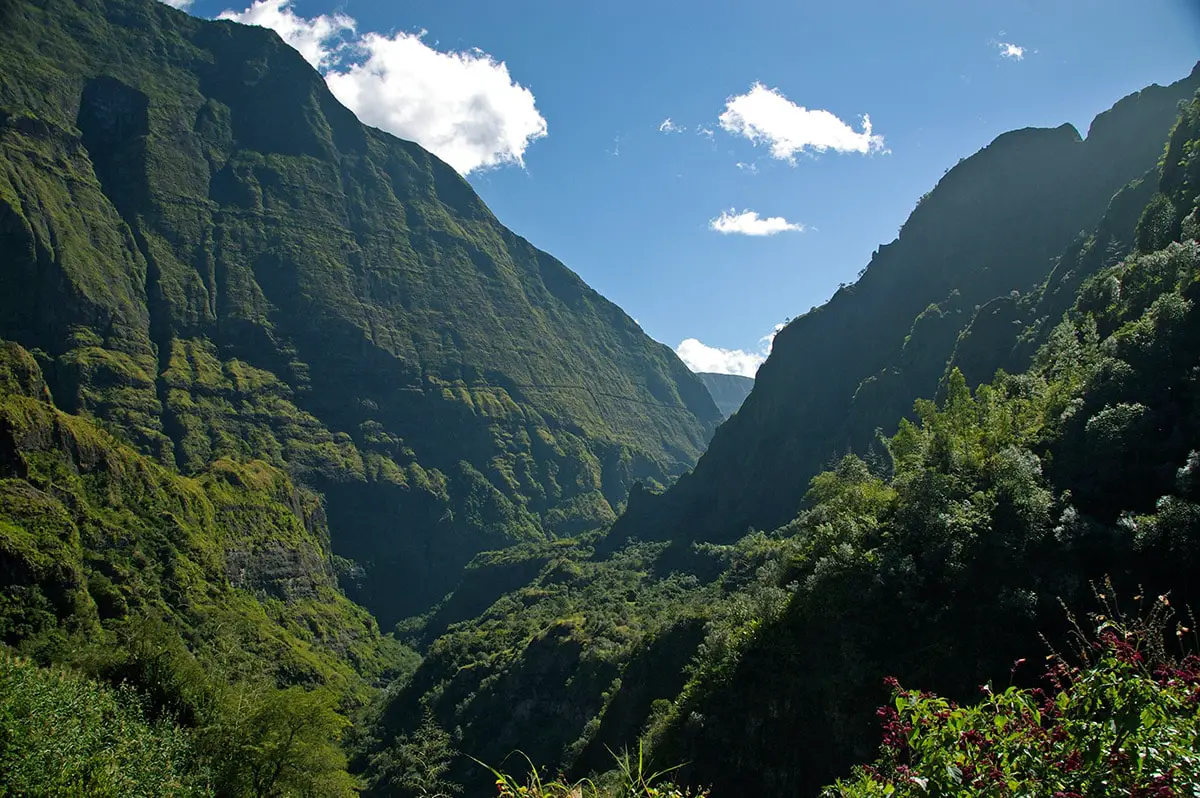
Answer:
611;65;1200;549
697;372;754;418
0;0;721;624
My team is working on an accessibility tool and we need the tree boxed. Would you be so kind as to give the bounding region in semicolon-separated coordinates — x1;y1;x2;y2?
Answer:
213;685;357;798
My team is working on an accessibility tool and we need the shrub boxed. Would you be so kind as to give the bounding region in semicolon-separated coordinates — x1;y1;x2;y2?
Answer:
0;653;211;796
825;593;1200;797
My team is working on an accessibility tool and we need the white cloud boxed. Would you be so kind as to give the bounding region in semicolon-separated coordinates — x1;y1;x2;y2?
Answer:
676;339;764;377
710;209;803;236
760;322;786;351
735;161;758;174
998;42;1026;60
718;83;885;161
696;126;714;139
218;1;547;175
659;118;683;133
325;33;547;174
676;322;786;377
219;0;354;69
158;0;193;8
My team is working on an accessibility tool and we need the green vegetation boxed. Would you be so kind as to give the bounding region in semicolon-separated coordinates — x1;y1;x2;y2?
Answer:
0;641;366;797
826;599;1200;797
0;652;209;796
0;0;717;791
482;745;708;798
3;0;1200;794
0;0;720;628
612;65;1200;550
0;341;408;793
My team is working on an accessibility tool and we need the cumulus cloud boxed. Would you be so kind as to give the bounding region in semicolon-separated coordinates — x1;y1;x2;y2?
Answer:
710;209;803;236
998;42;1026;60
719;83;885;161
676;339;764;377
219;0;354;69
218;1;547;175
676;323;786;377
325;33;547;174
659;118;683;133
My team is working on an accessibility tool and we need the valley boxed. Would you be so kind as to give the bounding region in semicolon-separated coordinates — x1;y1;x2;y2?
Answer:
1;1;1199;795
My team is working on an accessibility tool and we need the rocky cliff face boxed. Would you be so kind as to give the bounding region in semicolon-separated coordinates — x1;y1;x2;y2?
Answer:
0;0;721;624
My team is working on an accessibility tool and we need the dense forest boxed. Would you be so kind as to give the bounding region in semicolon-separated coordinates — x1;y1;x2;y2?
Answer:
1;0;1199;795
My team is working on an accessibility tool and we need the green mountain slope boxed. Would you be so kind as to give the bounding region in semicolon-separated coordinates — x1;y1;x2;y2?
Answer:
0;0;721;624
0;340;396;684
0;337;409;794
696;373;754;418
609;66;1200;550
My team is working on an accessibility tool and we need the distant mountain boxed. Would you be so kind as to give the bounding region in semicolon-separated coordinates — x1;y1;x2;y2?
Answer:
0;0;721;629
697;372;754;417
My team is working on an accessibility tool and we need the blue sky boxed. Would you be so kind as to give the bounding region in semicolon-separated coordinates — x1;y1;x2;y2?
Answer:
167;0;1200;376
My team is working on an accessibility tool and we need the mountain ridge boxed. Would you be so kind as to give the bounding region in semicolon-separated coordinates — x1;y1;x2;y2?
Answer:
0;0;721;624
609;63;1200;550
360;79;1200;798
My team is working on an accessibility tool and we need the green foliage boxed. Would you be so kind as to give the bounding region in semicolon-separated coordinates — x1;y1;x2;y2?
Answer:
4;3;1200;797
407;100;1200;794
211;684;358;798
0;342;411;794
479;745;707;798
366;712;461;797
647;145;1200;789
826;599;1200;797
359;538;716;793
611;73;1199;552
0;652;211;796
0;636;366;797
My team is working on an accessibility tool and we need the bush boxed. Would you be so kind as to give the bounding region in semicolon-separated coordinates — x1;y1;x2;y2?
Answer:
825;594;1200;797
0;653;211;796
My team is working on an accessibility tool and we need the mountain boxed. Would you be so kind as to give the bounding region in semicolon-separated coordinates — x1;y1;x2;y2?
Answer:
609;64;1200;550
647;93;1200;794
5;0;1200;793
696;372;754;417
357;75;1200;797
0;0;721;627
